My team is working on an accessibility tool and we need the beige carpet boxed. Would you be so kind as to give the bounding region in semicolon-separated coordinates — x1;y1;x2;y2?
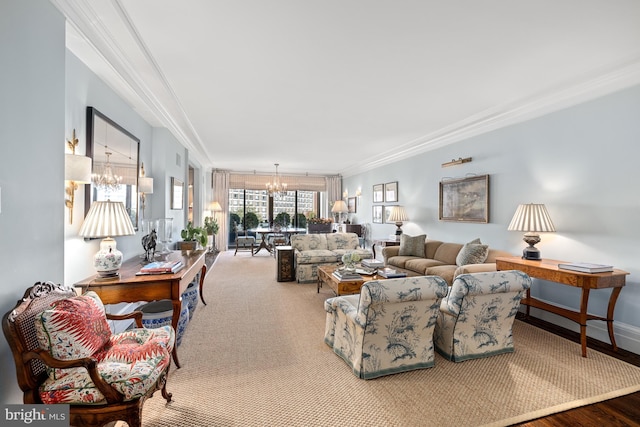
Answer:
138;251;640;427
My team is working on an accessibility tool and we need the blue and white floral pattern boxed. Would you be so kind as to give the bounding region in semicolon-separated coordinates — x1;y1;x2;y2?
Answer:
434;270;531;362
324;276;448;379
292;233;373;282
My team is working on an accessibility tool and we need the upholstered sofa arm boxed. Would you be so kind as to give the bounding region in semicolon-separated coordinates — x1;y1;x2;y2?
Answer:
382;246;401;263
453;262;498;279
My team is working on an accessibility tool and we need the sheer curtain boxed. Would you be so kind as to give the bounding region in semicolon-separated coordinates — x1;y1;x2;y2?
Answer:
212;170;230;250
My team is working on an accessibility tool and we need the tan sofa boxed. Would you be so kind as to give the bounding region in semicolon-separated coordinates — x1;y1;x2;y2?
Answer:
382;238;513;285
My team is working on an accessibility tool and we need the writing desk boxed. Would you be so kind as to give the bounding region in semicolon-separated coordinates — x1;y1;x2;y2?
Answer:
75;250;207;368
496;256;628;357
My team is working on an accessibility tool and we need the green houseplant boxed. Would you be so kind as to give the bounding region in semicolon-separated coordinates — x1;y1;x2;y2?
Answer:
180;222;208;250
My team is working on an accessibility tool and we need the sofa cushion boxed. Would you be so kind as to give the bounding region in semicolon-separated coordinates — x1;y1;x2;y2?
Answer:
404;258;447;274
432;242;463;265
425;265;458;286
456;239;489;266
398;234;426;257
296;249;339;264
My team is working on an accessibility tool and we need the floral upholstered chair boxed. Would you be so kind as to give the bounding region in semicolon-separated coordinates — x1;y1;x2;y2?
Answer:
324;276;448;379
2;282;174;427
434;270;531;362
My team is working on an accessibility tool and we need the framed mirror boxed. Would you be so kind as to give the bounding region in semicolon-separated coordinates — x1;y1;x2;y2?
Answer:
85;107;140;229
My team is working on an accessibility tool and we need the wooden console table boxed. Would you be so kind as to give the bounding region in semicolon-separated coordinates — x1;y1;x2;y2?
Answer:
75;250;207;368
496;256;629;357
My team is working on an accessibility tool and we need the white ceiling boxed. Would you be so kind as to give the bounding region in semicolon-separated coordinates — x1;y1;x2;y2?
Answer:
54;0;640;177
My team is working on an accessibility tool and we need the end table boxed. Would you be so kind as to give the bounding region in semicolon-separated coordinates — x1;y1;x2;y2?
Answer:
276;246;295;282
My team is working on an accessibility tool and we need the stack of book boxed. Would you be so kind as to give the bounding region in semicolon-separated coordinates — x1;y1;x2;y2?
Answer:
137;260;184;275
557;262;614;273
361;259;384;268
378;268;407;279
332;269;362;281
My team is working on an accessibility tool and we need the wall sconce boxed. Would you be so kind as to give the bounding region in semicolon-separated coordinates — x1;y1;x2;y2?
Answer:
355;188;362;198
138;162;154;220
64;129;92;224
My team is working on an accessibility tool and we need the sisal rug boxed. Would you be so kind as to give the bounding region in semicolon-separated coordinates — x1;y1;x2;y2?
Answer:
138;251;640;427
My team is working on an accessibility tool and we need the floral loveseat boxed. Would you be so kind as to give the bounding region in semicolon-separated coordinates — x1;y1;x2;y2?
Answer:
291;232;373;283
382;235;513;285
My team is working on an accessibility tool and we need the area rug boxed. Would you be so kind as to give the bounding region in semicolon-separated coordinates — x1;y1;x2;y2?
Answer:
138;251;640;427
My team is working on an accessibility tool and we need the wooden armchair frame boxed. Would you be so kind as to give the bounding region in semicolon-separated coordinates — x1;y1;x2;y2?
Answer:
2;282;172;427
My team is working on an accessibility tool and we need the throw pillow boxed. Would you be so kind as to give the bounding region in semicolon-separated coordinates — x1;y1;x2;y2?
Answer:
456;238;489;266
35;291;111;362
398;234;426;257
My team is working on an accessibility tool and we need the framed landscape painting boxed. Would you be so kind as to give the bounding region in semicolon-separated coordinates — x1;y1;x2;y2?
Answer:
347;197;357;213
439;174;489;223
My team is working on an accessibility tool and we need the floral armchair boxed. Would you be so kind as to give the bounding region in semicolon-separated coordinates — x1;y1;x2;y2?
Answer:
324;276;448;379
434;270;532;362
2;282;174;427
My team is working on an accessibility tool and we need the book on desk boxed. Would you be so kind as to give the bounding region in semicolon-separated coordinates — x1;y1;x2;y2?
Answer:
557;262;614;273
137;260;184;275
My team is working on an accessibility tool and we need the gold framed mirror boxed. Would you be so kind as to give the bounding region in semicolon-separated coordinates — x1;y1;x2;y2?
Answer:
85;107;140;229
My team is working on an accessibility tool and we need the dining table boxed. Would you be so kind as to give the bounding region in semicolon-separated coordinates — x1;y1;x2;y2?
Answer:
249;227;307;254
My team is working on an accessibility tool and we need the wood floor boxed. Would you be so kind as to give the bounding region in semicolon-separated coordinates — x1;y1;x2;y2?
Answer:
514;314;640;427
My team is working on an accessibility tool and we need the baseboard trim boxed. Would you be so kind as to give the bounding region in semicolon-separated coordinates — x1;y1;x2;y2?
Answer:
520;303;640;355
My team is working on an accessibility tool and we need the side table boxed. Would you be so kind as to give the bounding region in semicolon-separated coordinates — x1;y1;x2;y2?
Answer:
276;245;295;282
372;238;400;259
496;256;629;357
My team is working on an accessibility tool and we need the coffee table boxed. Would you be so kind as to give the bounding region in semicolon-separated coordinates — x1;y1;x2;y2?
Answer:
317;265;382;296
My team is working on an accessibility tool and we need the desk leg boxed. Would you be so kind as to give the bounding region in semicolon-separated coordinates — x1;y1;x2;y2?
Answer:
199;265;207;305
579;288;591;357
171;299;182;368
607;287;622;351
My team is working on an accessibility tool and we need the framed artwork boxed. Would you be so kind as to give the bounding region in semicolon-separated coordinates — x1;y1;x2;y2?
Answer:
373;184;384;203
439;174;489;223
384;181;398;203
171;177;184;210
347;197;357;213
383;205;394;223
372;205;383;223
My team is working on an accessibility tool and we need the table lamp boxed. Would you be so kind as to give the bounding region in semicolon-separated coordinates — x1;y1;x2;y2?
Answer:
79;200;135;278
388;206;409;239
331;200;348;231
507;203;555;260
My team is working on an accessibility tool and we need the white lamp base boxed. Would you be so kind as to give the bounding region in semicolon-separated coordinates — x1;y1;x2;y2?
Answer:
93;237;123;277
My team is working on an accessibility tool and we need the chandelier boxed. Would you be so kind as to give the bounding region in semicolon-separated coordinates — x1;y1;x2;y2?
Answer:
265;163;288;197
92;150;122;192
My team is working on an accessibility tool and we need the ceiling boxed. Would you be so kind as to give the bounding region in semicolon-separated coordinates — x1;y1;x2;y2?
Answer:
54;0;640;177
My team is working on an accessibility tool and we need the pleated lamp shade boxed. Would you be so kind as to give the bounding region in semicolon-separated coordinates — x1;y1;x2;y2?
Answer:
507;204;555;232
79;200;135;238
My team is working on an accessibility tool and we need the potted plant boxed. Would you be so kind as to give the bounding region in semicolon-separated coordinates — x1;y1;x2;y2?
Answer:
307;217;333;234
204;216;219;252
179;221;208;250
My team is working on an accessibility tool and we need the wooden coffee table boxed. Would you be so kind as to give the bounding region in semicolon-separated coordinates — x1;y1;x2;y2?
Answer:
317;265;382;296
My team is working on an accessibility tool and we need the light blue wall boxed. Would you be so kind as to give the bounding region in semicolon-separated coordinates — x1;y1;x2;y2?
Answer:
64;50;155;285
344;85;640;352
0;0;66;405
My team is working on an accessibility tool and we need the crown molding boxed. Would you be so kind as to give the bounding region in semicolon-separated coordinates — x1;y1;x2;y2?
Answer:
343;57;640;177
51;0;213;166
